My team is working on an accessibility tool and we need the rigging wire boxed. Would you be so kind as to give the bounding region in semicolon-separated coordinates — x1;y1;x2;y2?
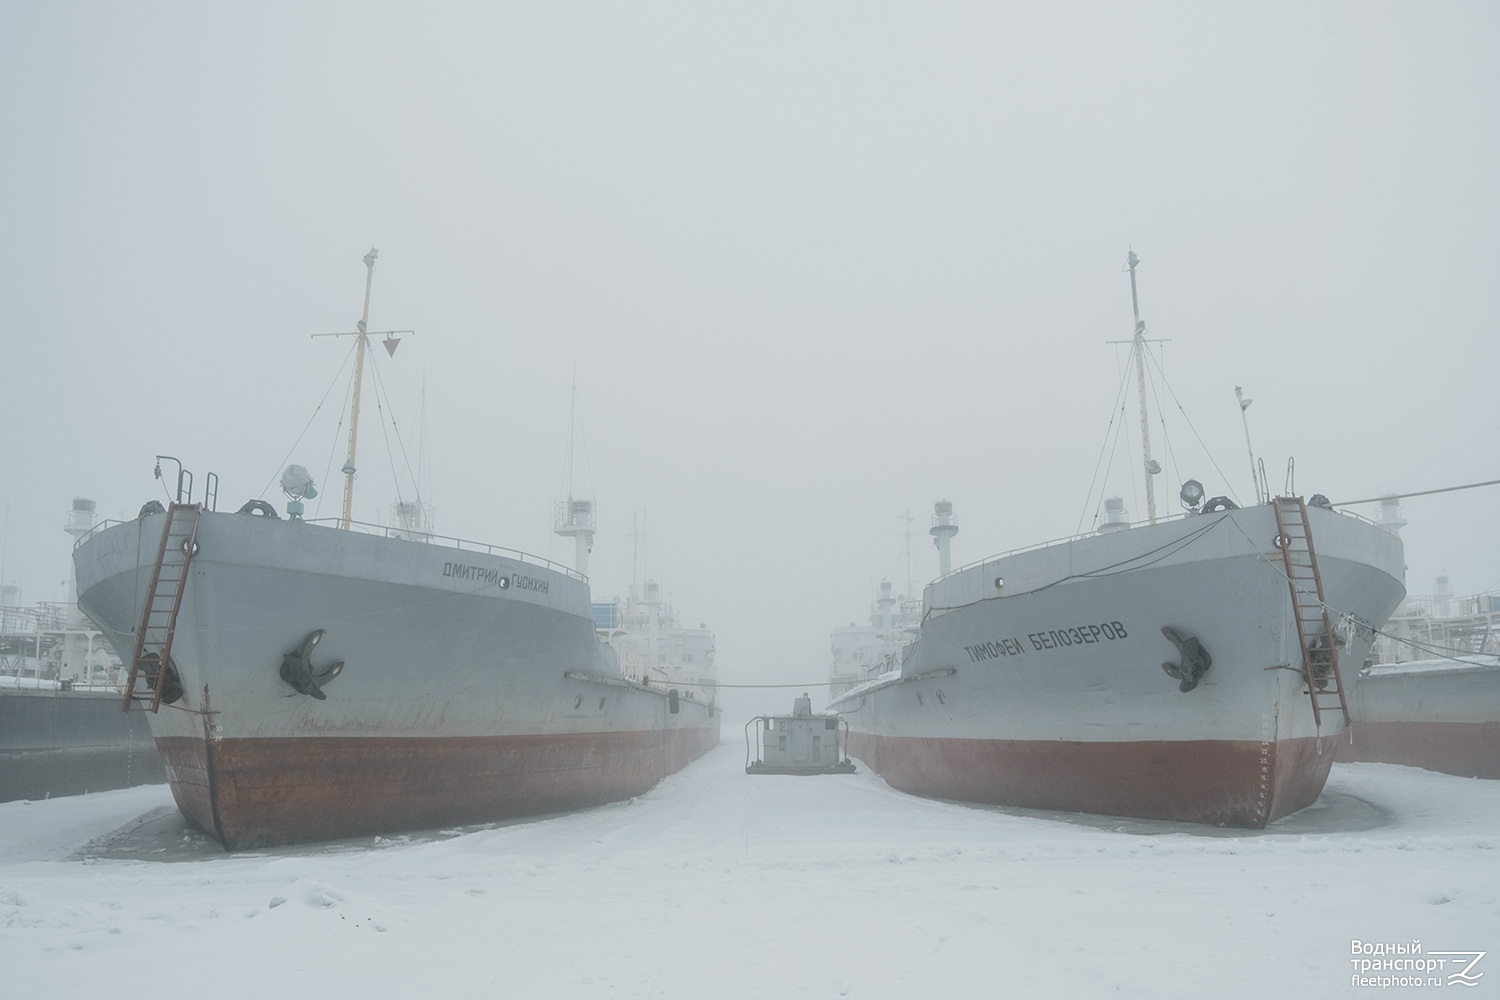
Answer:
1359;422;1500;500
373;373;403;509
1367;627;1498;664
1121;341;1144;526
1333;478;1500;507
417;375;432;513
924;515;1229;619
1147;363;1172;489
259;338;360;517
934;506;1494;673
1087;302;1245;527
704;680;845;689
1144;341;1184;498
318;354;360;521
366;350;421;510
1212;511;1497;666
1076;340;1138;535
1141;341;1243;506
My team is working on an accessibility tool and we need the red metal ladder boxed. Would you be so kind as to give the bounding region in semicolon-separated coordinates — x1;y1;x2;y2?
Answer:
122;503;202;713
1272;496;1350;729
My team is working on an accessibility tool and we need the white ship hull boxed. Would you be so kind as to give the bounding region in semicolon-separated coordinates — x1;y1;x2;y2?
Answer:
829;503;1405;826
73;509;719;848
0;683;166;801
1336;658;1500;778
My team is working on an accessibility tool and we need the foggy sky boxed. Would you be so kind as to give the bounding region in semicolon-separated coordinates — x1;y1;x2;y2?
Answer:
3;2;1497;717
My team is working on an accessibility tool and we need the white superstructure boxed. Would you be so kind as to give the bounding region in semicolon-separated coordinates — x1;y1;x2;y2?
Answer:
829;579;921;700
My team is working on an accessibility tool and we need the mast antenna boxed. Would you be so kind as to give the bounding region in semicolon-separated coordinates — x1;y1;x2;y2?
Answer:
894;512;918;599
1235;385;1260;503
564;368;577;500
553;368;596;577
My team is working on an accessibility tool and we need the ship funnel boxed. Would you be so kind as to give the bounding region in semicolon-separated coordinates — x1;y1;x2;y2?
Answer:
1098;496;1130;533
930;500;959;577
553;498;596;577
877;579;896;631
63;498;97;631
390;499;434;542
65;497;97;540
1376;496;1407;536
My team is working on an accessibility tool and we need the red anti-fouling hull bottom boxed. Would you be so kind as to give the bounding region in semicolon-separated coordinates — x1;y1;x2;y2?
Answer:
846;732;1339;827
1335;721;1500;779
157;726;721;850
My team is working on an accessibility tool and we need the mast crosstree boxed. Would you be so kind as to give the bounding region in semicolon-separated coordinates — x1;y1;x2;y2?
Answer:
310;249;414;530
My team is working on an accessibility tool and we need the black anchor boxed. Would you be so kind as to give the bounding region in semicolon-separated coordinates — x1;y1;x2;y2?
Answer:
1160;626;1212;693
279;629;344;700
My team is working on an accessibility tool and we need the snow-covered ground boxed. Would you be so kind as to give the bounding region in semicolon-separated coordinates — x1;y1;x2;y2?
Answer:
2;739;1495;999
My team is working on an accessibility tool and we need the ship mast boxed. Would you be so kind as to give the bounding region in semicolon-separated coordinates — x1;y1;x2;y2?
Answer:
1126;251;1159;524
311;249;413;531
340;249;378;530
553;370;596;577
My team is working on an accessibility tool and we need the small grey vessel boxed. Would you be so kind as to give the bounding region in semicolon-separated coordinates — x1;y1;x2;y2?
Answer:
746;696;856;775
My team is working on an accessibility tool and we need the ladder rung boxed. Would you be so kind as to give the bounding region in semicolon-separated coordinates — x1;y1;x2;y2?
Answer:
124;502;201;714
1280;495;1350;728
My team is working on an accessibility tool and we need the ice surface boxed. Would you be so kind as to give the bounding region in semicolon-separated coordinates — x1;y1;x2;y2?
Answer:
1;741;1496;999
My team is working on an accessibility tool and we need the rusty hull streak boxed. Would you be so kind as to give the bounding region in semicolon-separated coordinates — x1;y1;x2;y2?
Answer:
1335;721;1500;778
157;725;719;850
844;732;1339;828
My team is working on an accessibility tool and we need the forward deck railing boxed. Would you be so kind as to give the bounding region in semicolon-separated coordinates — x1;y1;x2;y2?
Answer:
76;513;587;583
935;501;1381;585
